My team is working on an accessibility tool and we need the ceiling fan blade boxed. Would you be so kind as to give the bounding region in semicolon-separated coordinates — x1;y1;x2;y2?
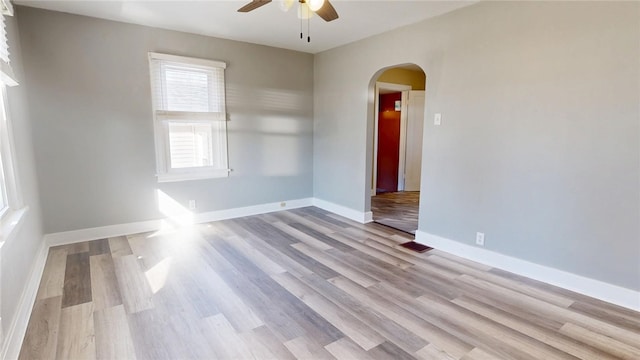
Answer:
238;0;272;13
315;0;339;22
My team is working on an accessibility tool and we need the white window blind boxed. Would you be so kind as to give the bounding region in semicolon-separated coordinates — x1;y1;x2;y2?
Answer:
0;1;16;87
0;2;14;217
0;15;9;64
168;122;213;168
0;1;24;234
148;52;228;182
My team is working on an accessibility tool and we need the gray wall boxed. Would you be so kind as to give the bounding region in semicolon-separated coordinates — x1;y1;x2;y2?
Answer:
313;1;640;291
17;6;314;234
1;11;45;342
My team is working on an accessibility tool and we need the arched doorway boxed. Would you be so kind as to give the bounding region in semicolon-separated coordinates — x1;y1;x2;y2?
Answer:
367;64;426;234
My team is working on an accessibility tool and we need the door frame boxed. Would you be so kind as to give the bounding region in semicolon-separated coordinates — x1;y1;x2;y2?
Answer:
403;90;426;191
373;82;411;194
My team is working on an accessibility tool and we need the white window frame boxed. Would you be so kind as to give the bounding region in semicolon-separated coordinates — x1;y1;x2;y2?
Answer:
148;52;229;182
0;2;18;219
0;1;26;250
0;83;21;209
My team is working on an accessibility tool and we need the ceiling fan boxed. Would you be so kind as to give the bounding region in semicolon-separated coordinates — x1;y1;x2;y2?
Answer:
238;0;339;22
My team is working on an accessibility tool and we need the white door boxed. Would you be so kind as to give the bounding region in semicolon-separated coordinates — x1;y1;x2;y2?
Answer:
404;90;425;191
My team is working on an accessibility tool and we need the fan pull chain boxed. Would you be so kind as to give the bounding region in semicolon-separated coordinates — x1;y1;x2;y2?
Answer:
298;2;311;43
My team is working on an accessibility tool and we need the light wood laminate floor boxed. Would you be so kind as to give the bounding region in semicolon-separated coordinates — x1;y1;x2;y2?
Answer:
372;191;419;234
20;207;640;359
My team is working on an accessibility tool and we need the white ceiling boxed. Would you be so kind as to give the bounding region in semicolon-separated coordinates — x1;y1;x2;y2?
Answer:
14;0;476;53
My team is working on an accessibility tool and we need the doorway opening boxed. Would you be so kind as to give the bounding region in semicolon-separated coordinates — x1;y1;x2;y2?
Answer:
370;65;426;235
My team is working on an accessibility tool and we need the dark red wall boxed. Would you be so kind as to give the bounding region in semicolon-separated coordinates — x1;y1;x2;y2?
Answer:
376;92;401;193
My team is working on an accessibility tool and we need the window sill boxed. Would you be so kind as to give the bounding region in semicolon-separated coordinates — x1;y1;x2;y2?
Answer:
0;206;29;250
157;169;230;183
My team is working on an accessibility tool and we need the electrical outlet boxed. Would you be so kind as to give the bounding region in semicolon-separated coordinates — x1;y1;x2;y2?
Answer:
188;200;197;210
476;232;485;246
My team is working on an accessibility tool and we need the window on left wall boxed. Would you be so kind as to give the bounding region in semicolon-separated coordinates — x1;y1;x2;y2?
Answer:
148;52;229;182
0;85;18;219
0;144;8;216
0;0;26;242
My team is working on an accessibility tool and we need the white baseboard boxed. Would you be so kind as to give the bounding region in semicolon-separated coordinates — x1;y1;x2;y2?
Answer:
312;198;372;224
43;197;376;248
44;197;373;247
193;198;314;224
44;198;314;247
415;230;640;311
44;219;165;247
1;241;48;360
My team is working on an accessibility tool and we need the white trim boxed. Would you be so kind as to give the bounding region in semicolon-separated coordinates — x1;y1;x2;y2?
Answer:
415;230;640;311
363;211;373;223
156;111;227;122
372;91;377;195
156;168;230;183
44;219;165;247
191;198;313;224
0;0;14;16
44;198;314;247
312;198;372;224
0;85;21;209
0;205;27;246
376;82;413;93
397;90;409;191
148;52;226;69
403;90;425;192
0;61;16;87
0;240;48;360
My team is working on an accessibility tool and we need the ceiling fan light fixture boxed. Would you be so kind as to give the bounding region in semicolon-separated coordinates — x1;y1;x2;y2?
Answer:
308;0;325;12
297;3;313;19
279;0;294;12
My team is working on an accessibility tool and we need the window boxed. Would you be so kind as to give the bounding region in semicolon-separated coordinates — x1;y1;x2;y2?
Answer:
0;0;28;259
0;144;7;216
0;1;21;225
148;52;229;182
0;85;18;219
0;3;16;88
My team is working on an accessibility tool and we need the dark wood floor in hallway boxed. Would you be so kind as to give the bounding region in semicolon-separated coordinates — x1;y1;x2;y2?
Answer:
372;191;420;234
19;207;640;360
